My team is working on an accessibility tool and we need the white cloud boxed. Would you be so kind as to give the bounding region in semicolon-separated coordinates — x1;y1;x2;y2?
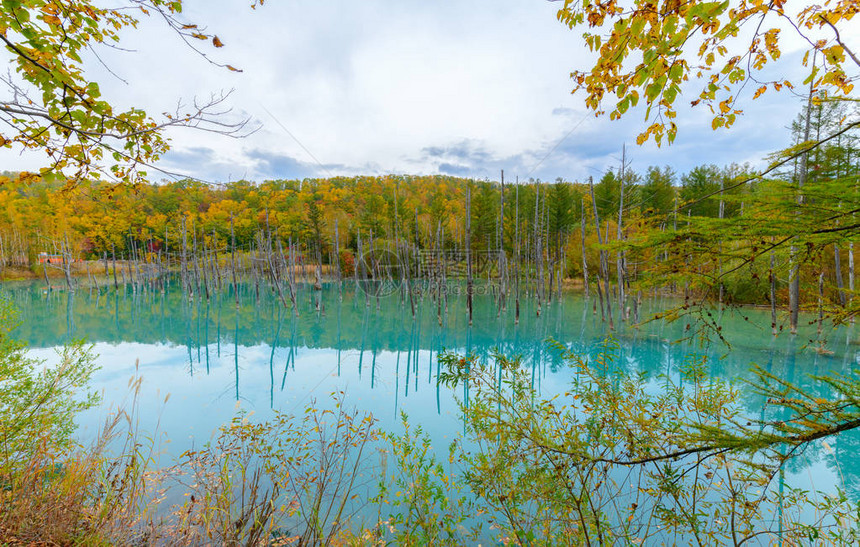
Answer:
1;0;839;184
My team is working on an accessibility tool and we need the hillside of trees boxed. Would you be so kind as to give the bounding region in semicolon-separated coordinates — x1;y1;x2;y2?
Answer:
1;98;858;332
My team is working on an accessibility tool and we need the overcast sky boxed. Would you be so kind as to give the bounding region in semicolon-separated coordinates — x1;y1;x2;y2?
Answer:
1;0;843;184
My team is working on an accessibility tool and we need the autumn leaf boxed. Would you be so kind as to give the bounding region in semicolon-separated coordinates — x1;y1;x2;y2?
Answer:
212;36;224;48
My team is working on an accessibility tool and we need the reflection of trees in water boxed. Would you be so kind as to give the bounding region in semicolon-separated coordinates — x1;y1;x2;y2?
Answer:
835;428;860;499
11;281;860;488
830;327;860;499
14;283;858;382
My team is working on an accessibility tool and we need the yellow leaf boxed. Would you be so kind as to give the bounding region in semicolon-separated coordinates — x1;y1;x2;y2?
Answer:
213;36;224;48
826;45;844;63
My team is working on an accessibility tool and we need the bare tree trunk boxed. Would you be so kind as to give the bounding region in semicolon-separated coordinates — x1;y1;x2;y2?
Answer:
498;169;506;316
770;244;778;336
111;244;118;289
62;234;73;291
718;177;725;308
200;229;210;300
790;55;816;334
850;241;855;321
181;217;188;295
86;261;98;291
404;204;416;317
515;179;521;324
279;237;298;315
192;219;201;296
581;198;590;298
466;185;473;326
589;177;613;328
42;260;50;291
534;181;543;317
835;243;846;307
264;215;287;308
334;218;341;285
818;269;825;338
436;222;443;325
617;144;626;320
230;213;239;307
558;235;566;298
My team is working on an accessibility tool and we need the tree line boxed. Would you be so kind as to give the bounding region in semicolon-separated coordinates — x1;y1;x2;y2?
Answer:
1;97;858;331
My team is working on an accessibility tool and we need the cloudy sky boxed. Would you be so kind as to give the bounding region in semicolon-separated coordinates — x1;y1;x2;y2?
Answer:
1;0;843;184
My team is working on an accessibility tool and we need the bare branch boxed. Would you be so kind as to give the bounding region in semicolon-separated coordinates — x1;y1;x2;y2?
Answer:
819;15;860;70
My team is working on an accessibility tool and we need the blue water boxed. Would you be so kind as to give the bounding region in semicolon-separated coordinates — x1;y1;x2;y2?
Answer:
6;279;860;513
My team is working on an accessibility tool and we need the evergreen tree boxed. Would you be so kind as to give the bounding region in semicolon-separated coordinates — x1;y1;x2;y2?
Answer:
640;165;676;217
680;164;722;217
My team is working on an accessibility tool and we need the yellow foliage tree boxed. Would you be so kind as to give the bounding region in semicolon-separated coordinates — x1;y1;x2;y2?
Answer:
557;0;859;145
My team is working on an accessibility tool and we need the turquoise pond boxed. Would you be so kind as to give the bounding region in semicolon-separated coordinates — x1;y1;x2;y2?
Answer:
5;278;860;505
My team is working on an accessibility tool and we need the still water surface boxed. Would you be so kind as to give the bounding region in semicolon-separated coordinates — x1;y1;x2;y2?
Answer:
6;279;860;505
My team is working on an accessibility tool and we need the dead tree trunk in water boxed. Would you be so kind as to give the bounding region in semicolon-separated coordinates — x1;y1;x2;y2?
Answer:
230;213;239;307
835;243;846;307
616;145;626;320
192;220;202;297
200;228;210;300
181;217;188;296
42;260;50;292
581;198;590;299
406;208;417;317
589;177;613;329
850;240;855;322
334;218;342;286
62;234;73;292
534;181;543;317
835;204;846;307
279;237;298;316
111;244;118;289
466;185;473;326
718;178;725;308
436;222;443;325
514;178;520;324
498;169;506;317
817;269;825;338
790;55;816;334
770;244;778;336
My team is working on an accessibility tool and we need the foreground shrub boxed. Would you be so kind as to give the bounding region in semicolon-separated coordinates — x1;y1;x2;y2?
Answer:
155;394;379;545
368;415;481;545
439;339;860;545
0;296;156;544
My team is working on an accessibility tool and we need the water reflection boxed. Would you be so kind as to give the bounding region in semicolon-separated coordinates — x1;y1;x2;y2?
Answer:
6;280;860;499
